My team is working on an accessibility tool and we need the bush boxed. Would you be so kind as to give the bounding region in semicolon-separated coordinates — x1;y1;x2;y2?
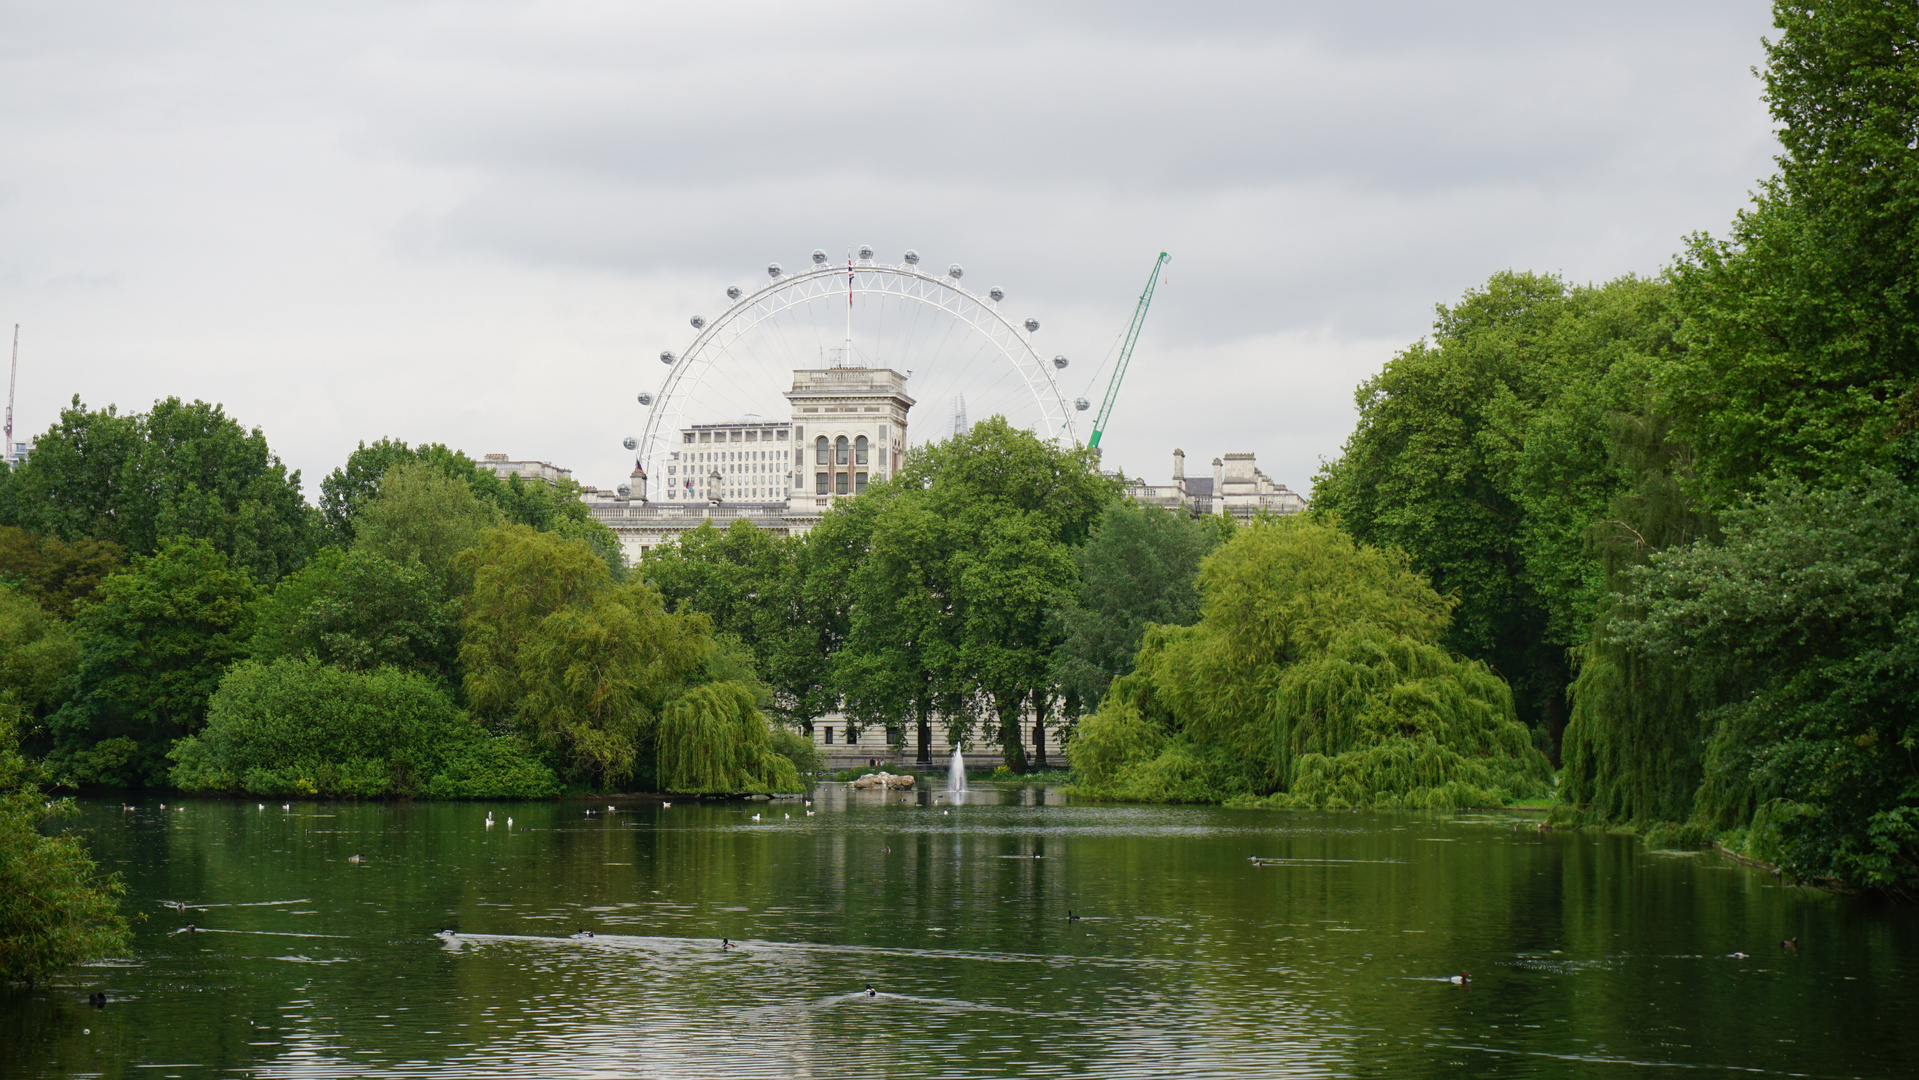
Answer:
0;709;130;984
170;658;551;798
426;736;561;799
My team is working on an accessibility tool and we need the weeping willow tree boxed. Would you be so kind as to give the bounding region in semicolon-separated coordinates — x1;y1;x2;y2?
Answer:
1070;517;1551;808
657;682;801;794
462;526;801;793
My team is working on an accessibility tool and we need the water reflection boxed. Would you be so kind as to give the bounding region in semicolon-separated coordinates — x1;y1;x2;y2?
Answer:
3;792;1914;1078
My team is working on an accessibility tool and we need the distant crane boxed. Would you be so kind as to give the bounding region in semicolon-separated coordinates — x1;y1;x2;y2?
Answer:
5;325;16;464
1088;252;1169;449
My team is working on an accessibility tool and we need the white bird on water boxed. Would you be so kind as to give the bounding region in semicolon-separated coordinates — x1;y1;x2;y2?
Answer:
661;801;672;809
751;813;761;821
506;817;513;828
257;803;265;811
282;803;291;811
485;812;495;827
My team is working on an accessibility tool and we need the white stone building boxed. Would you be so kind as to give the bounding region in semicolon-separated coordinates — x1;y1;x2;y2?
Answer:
1123;448;1306;520
584;366;913;562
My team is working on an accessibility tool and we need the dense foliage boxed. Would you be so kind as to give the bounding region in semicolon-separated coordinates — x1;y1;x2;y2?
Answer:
464;526;799;793
0;710;129;985
44;539;260;787
1311;272;1677;758
1313;1;1919;894
169;658;557;798
1071;517;1551;808
0;397;315;582
1049;501;1224;718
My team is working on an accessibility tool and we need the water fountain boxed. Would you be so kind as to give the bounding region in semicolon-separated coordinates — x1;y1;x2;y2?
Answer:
947;748;967;795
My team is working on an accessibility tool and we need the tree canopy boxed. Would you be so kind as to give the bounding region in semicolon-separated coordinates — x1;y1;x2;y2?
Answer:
0;397;315;582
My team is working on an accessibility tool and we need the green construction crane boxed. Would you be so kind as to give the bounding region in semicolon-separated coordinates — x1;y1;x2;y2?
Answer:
1087;251;1169;449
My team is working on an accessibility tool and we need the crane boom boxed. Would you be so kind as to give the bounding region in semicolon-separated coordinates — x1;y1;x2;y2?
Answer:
1088;252;1169;449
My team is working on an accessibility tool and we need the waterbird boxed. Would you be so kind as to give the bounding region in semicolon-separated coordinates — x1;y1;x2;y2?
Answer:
436;929;457;939
348;854;365;864
171;924;199;935
607;804;616;811
164;900;188;911
864;984;877;998
506;817;513;828
159;803;166;810
806;810;816;817
282;803;290;811
1068;911;1079;921
485;812;495;827
257;803;265;811
1449;972;1471;985
88;992;107;1008
1731;951;1749;959
721;938;736;950
573;929;594;939
1781;936;1799;950
942;810;949;815
751;813;761;821
784;813;790;819
661;801;672;809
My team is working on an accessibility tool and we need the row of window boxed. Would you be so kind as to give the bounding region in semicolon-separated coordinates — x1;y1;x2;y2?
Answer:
816;435;869;466
817;472;869;495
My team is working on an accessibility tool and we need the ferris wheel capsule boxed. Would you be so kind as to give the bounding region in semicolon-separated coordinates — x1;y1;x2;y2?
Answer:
947;264;963;279
660;350;676;365
858;245;875;261
903;250;920;265
1053;355;1069;369
636;391;653;405
811;249;828;264
767;263;783;278
623;436;638;449
1075;397;1091;411
1024;318;1040;333
617;483;632;497
726;285;742;300
989;287;1004;302
690;315;706;329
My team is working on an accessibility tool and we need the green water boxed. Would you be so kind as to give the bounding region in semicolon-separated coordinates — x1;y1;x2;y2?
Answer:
3;787;1913;1078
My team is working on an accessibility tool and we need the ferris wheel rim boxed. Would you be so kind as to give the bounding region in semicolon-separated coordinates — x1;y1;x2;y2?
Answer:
635;260;1075;500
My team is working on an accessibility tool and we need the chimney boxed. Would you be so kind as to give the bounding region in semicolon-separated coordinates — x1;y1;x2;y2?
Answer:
1172;447;1185;480
1213;457;1225;515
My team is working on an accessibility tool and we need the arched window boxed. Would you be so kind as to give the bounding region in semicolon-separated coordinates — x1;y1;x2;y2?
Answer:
835;436;849;466
855;435;868;465
815;436;829;465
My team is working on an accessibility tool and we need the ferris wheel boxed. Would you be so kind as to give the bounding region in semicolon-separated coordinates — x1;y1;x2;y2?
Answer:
627;247;1083;500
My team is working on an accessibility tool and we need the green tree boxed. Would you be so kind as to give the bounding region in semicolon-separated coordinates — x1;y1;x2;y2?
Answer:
1664;0;1919;499
0;709;130;985
1049;501;1220;717
835;418;1119;770
0;588;80;728
0;526;126;618
250;548;458;685
45;538;259;787
0;397;315;582
323;439;626;576
1311;272;1678;757
353;460;504;597
1591;476;1919;894
461;526;744;789
1071;516;1550;808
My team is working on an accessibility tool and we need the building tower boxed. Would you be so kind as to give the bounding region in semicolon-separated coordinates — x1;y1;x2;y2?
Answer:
785;366;914;509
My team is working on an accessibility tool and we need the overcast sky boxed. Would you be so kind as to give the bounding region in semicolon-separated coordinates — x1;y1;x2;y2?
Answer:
1;1;1779;498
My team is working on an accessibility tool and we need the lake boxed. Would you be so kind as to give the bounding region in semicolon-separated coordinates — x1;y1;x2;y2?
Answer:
4;786;1914;1078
